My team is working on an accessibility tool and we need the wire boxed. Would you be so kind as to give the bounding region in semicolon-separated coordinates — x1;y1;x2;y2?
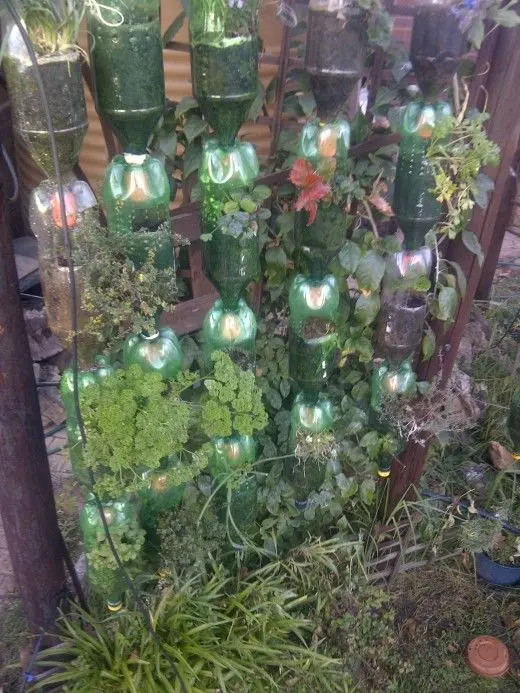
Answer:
5;4;188;691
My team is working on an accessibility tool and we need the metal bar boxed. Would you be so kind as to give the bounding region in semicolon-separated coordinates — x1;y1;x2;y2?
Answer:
0;184;66;630
269;2;293;159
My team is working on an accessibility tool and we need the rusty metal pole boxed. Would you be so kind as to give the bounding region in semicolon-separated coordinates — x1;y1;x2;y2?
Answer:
0;184;66;629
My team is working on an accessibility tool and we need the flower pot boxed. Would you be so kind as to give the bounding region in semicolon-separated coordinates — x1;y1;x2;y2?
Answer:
199;138;260;237
29;176;98;361
3;25;87;175
139;457;185;553
205;227;260;308
103;153;173;269
286;393;334;502
190;1;259;144
87;0;165;153
382;247;433;291
60;356;115;482
375;294;428;366
393;100;452;249
475;552;520;587
80;494;142;610
295;203;347;279
123;327;182;381
209;434;257;479
305;1;368;119
201;297;257;370
410;1;466;99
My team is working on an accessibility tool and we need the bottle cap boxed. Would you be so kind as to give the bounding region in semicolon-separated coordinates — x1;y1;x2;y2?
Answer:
467;636;509;678
107;600;122;613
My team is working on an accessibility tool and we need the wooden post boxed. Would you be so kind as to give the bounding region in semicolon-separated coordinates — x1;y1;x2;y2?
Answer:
0;185;66;629
390;25;520;504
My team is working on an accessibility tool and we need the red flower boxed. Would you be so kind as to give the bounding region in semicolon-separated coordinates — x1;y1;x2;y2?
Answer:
290;158;330;225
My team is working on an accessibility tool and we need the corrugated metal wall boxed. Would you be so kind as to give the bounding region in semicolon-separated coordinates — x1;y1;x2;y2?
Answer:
78;0;283;194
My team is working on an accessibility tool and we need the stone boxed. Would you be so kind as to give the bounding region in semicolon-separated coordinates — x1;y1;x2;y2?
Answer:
489;441;516;471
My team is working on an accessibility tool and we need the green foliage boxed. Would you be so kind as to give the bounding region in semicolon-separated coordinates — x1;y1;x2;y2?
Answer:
22;0;84;54
200;351;268;438
80;365;204;500
74;218;178;352
0;599;27;691
458;515;503;554
460;0;520;49
200;186;271;242
428;110;500;243
87;519;145;572
32;565;344;692
157;484;227;578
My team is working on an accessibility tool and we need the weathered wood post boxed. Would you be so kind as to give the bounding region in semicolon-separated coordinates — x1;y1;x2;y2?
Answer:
0;183;66;629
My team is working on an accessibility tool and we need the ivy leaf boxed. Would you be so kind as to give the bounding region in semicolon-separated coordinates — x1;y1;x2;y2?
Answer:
344;407;368;435
360;478;376;506
184;114;207;143
351;380;370;404
448;260;466;297
156;131;177;160
491;8;520;28
175;96;199;118
265;246;287;283
252;185;271;202
183;141;202;178
462;230;484;266
353;292;380;326
162;11;185;46
265;388;282;410
336;474;359;499
422;323;436;360
338;240;361;276
437;286;458;323
247;81;266;122
467;16;485;48
344;370;362;385
297;91;316;116
355;250;386;292
279;379;291;399
360;431;381;460
473;172;495;208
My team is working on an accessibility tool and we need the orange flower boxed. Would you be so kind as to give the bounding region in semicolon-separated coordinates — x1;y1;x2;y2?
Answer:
289;158;330;225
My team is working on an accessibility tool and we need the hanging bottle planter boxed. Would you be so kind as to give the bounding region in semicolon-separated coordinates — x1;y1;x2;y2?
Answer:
123;327;182;381
80;494;144;611
410;0;466;100
288;275;340;397
202;298;257;369
60;356;115;481
305;0;368;119
393;101;452;250
189;0;259;145
87;0;165;154
3;24;87;175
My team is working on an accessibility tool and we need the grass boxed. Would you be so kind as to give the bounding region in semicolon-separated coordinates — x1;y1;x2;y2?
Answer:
0;598;27;692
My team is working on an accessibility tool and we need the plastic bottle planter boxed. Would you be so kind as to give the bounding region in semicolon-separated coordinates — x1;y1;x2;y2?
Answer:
103;154;173;270
87;0;165;153
29;176;98;362
295;204;347;278
123;327;182;381
60;356;115;481
410;0;466;99
201;298;257;369
286;394;334;504
139;457;185;551
305;1;368;119
208;435;258;545
299;119;350;176
3;25;87;175
288;275;340;397
189;0;259;144
80;495;142;611
393;101;452;250
370;357;417;413
199;139;260;237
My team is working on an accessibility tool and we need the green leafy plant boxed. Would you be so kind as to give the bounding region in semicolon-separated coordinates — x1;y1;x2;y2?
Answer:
456;0;520;49
80;365;206;500
200;185;272;242
74;219;179;352
200;351;268;438
21;0;85;54
32;565;343;692
87;519;145;572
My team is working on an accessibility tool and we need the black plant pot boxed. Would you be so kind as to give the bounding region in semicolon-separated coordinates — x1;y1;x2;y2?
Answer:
475;552;520;587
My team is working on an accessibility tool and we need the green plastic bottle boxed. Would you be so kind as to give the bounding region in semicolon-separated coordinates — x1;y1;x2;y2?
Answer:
288;274;339;397
102;153;173;269
189;0;259;144
370;357;417;413
393;100;451;249
87;0;165;153
60;356;114;482
80;494;142;611
286;393;334;503
299;119;350;177
123;327;182;381
201;298;257;370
